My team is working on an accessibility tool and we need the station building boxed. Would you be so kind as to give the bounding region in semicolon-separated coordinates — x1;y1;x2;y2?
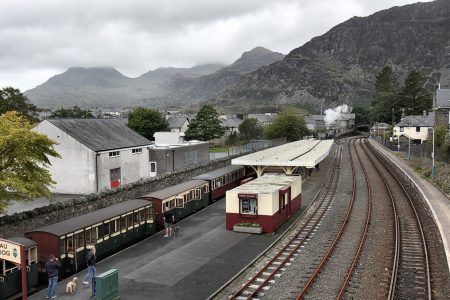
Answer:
226;139;334;233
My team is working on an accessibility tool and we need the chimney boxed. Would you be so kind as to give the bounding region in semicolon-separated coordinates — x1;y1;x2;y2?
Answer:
438;82;441;90
423;110;427;117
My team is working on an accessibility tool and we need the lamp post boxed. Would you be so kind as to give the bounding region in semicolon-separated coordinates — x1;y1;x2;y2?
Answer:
408;133;411;160
432;126;436;177
432;86;437;177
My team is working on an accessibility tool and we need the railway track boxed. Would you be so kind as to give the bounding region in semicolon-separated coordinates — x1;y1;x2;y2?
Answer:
227;145;343;300
364;140;431;299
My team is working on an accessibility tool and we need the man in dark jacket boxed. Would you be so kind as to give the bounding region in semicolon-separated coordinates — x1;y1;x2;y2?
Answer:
45;254;61;299
163;206;175;237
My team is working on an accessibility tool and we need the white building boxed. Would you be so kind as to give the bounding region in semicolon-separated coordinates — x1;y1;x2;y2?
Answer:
392;111;435;144
34;119;153;194
167;116;190;133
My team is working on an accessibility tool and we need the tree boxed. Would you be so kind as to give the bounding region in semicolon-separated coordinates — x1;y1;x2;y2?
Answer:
369;66;399;123
0;111;60;212
127;107;168;140
263;108;308;142
49;106;94;118
0;87;38;122
353;106;370;127
399;70;432;116
185;105;225;141
239;118;262;142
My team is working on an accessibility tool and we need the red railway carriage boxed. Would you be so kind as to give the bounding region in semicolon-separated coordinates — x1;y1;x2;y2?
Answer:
226;175;302;234
139;179;210;228
192;165;246;202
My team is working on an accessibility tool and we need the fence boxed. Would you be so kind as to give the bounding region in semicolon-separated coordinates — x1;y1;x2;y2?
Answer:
209;139;285;161
373;136;450;164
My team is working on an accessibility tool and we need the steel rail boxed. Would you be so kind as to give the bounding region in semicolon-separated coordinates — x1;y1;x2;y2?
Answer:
295;139;358;299
336;138;372;299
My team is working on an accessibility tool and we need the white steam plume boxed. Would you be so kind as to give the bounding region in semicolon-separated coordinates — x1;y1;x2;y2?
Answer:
324;104;352;127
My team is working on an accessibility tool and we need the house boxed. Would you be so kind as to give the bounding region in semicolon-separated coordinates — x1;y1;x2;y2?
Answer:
167;116;190;133
371;122;390;137
148;132;209;176
248;113;276;126
33;119;153;194
220;115;242;136
392;111;435;144
435;88;450;130
304;113;355;138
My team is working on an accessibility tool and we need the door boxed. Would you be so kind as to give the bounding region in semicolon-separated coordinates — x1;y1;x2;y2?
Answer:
149;162;157;177
110;168;121;188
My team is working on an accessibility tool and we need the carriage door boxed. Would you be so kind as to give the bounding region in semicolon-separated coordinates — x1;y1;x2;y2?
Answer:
149;162;157;177
110;168;121;188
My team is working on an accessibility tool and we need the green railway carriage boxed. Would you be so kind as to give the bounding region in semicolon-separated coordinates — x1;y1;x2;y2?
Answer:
0;237;38;300
25;200;155;276
139;179;210;228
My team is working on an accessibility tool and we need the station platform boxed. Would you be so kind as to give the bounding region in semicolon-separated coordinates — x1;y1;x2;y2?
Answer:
29;154;332;300
369;139;450;273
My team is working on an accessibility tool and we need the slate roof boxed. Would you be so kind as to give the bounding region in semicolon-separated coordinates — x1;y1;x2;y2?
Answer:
221;116;242;128
8;237;37;249
396;112;435;127
248;114;274;124
47;118;152;152
436;89;450;108
26;200;152;237
168;116;189;129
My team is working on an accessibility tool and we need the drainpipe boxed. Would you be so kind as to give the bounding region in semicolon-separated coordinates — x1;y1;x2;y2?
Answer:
95;152;99;192
172;148;175;172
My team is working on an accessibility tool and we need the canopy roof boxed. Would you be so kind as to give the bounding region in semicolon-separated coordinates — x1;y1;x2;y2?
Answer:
232;139;334;169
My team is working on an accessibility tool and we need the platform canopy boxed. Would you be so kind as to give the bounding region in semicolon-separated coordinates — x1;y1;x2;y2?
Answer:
232;139;334;176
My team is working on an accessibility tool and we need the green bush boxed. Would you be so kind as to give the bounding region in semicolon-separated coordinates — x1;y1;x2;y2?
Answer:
235;221;261;227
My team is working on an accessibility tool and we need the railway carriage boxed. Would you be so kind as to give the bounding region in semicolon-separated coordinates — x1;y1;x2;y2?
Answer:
0;237;38;299
25;200;155;275
226;174;302;234
139;179;210;228
193;165;247;203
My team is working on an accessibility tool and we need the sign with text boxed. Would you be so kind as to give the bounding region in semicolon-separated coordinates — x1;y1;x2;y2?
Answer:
0;239;21;264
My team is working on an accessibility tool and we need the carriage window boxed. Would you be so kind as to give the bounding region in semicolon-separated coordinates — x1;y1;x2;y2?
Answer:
194;188;201;199
85;227;97;245
127;214;133;228
111;219;119;234
134;211;140;224
176;197;183;207
190;190;195;199
146;207;154;222
67;236;74;253
103;222;110;237
60;238;66;254
120;216;127;231
139;209;146;223
75;232;84;248
204;184;210;193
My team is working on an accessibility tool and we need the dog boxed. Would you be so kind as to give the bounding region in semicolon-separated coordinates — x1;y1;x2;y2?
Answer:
66;277;78;294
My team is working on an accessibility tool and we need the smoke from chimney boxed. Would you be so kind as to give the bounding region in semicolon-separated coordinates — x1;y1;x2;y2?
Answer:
324;105;352;127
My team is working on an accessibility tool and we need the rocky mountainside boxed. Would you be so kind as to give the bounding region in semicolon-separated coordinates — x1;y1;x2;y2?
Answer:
212;0;450;113
25;48;284;109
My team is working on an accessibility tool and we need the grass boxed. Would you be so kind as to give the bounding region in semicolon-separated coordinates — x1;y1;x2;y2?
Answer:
209;147;228;153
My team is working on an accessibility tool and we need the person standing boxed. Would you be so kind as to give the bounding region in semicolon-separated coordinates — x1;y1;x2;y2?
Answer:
163;206;175;237
82;247;96;286
45;254;61;299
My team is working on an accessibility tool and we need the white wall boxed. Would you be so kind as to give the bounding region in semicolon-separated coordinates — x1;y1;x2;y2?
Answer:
393;126;430;143
33;121;97;194
97;147;150;191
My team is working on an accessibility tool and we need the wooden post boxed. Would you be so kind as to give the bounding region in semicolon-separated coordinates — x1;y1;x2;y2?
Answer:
20;245;26;300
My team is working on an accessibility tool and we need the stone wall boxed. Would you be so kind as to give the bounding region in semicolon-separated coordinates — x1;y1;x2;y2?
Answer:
0;158;232;238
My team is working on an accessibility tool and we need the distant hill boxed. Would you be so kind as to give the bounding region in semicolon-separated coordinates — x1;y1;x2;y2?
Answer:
211;0;450;113
25;48;284;109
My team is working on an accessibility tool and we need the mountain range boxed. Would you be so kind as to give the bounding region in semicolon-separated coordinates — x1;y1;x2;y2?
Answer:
25;47;284;109
25;0;450;113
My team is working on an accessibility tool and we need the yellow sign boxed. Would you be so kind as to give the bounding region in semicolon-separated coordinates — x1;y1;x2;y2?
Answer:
0;239;21;264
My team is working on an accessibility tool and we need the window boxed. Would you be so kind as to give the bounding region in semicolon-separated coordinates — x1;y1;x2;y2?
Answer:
66;236;74;254
75;232;84;249
150;162;156;172
85;227;97;245
146;207;154;222
416;126;420;132
400;127;404;132
204;183;210;193
126;213;133;229
176;197;184;207
110;219;120;234
109;151;120;157
194;188;201;199
239;195;257;215
60;238;66;255
103;222;111;237
132;148;142;154
120;216;127;231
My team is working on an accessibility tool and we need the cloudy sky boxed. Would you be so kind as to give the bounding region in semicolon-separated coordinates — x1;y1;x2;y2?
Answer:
0;0;431;91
